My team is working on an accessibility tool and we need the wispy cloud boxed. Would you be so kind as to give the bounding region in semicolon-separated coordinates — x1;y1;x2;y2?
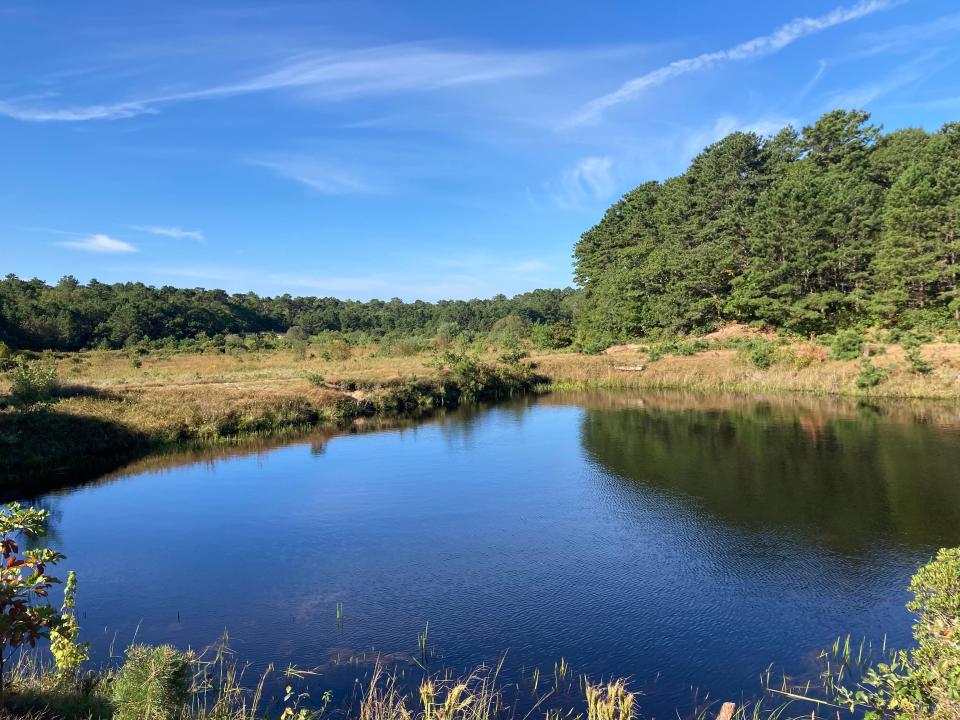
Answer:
566;0;894;127
133;225;205;241
0;44;554;123
544;156;616;209
824;50;952;108
251;156;379;195
60;233;137;253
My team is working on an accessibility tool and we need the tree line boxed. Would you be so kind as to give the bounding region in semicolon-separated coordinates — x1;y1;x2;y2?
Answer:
574;109;960;340
5;109;958;352
0;274;576;351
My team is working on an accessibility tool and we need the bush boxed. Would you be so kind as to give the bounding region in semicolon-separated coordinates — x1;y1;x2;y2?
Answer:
112;645;193;720
828;328;865;360
833;547;960;719
377;333;424;357
318;337;352;361
530;323;574;350
648;337;710;361
9;358;58;404
498;346;529;365
50;570;89;675
488;315;527;345
734;339;777;369
580;339;613;355
905;347;933;375
789;341;827;368
855;359;886;389
306;372;326;387
901;331;932;350
433;322;461;349
0;503;65;692
0;341;11;370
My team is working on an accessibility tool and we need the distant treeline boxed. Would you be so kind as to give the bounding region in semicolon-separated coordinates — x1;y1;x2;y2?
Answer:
0;275;576;351
7;109;960;353
575;109;960;339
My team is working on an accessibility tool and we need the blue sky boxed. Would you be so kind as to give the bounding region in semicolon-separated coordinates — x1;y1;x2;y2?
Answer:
2;0;959;300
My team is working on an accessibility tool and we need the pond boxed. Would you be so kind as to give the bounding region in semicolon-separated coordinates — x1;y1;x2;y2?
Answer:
29;391;960;718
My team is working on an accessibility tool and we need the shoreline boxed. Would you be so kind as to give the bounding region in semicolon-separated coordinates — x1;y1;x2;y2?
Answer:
4;342;960;495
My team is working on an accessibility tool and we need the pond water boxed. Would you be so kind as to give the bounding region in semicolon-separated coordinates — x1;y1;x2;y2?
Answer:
30;391;960;718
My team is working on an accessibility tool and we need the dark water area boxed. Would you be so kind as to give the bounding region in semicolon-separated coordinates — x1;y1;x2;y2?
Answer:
29;391;960;718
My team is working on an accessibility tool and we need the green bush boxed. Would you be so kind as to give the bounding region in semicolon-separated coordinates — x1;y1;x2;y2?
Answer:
901;330;932;350
112;645;193;720
487;315;527;345
855;359;886;389
9;358;58;404
0;341;11;370
305;372;326;387
318;337;352;361
377;333;424;357
734;339;777;369
50;571;89;675
498;346;529;365
648;337;710;361
833;547;960;720
828;328;865;361
530;322;574;350
905;347;933;375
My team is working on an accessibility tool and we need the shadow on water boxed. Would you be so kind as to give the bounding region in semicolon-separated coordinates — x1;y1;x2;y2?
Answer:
5;403;494;503
0;407;149;500
554;390;960;551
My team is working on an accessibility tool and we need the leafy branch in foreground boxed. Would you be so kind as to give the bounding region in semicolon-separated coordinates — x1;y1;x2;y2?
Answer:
0;502;66;694
829;548;960;720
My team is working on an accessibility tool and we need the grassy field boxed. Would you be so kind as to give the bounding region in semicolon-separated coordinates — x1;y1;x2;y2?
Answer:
3;327;960;489
537;341;960;397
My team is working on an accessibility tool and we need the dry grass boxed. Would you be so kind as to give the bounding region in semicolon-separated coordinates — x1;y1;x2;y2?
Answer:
533;342;960;399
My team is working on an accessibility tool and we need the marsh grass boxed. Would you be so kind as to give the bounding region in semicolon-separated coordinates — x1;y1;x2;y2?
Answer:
3;640;862;720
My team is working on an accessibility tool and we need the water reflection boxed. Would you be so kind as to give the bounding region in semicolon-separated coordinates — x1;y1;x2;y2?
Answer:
570;391;960;550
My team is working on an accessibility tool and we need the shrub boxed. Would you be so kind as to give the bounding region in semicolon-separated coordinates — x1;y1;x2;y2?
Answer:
433;322;461;349
530;323;574;350
649;337;710;361
748;343;775;369
828;328;865;360
488;315;527;345
0;503;66;692
906;347;933;375
855;359;886;389
789;341;827;368
498;346;529;365
306;372;326;387
319;337;352;361
833;548;960;719
223;333;244;352
112;644;193;720
735;339;777;369
378;333;424;357
50;570;89;675
901;331;932;350
0;341;11;370
9;359;58;405
580;338;614;355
